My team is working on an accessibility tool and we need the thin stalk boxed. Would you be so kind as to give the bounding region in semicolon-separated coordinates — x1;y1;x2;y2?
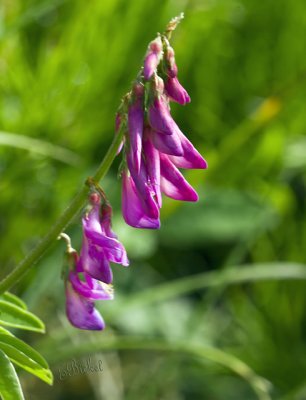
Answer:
0;132;123;295
42;335;271;400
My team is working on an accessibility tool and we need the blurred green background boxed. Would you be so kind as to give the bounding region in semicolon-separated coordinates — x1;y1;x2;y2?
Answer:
1;0;306;399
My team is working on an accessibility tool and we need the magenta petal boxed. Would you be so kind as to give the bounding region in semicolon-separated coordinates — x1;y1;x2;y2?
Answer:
79;236;113;284
160;153;198;202
151;129;183;156
169;129;208;169
66;282;105;330
143;132;162;208
144;52;159;80
122;171;160;229
69;271;114;301
127;153;159;219
148;98;177;136
165;77;191;105
128;100;143;173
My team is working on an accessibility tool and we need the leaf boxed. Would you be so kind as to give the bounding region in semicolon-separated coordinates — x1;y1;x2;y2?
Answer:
0;300;45;333
0;333;53;385
0;349;25;400
0;131;81;166
0;293;27;310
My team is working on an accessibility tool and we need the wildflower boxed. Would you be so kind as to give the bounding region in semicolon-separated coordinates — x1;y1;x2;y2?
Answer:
65;279;105;330
164;76;191;105
143;37;163;80
118;30;207;229
164;45;178;78
81;193;129;283
122;170;160;229
128;83;144;173
64;248;113;331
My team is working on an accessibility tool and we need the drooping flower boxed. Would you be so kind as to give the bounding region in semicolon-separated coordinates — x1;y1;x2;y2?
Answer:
143;37;163;80
164;76;191;105
122;170;160;229
62;191;127;331
80;193;129;283
118;30;207;229
65;280;105;330
64;248;113;331
128;83;144;173
164;45;178;78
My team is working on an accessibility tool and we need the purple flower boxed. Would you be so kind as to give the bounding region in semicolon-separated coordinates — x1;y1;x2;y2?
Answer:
164;76;191;105
148;96;178;136
151;128;183;156
165;45;178;78
168;129;208;170
126;151;160;220
143;37;163;80
143;129;162;208
159;153;198;201
80;194;129;283
65;280;105;331
69;270;114;301
128;83;144;173
122;170;160;229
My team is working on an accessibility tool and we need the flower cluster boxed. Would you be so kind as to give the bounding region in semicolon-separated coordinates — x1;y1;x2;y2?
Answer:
64;193;128;330
118;36;207;229
61;17;207;331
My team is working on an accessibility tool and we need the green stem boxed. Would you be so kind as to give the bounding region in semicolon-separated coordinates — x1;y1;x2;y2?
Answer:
0;132;123;295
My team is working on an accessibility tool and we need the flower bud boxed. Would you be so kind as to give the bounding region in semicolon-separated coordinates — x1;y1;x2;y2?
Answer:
164;76;191;105
143;37;163;80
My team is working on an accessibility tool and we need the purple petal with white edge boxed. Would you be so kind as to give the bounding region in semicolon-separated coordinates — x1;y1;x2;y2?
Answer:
143;130;162;208
160;153;199;202
169;129;208;169
128;99;143;173
127;152;160;219
122;171;160;229
69;271;114;301
66;282;105;330
151;129;183;156
148;97;177;136
79;235;113;284
165;77;191;105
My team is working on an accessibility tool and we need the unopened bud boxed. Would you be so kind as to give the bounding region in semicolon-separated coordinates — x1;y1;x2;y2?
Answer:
143;37;163;80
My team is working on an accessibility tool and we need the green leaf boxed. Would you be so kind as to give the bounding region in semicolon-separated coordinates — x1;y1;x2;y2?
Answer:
0;131;81;166
0;293;27;310
0;349;25;400
0;333;53;385
0;300;45;333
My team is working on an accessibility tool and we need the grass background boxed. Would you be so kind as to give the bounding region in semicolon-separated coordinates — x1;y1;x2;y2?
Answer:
0;0;306;399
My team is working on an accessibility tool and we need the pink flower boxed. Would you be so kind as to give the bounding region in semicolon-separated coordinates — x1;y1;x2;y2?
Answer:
164;76;191;105
143;37;163;80
128;83;144;173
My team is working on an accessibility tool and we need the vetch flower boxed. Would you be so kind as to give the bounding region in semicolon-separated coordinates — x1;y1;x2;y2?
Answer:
117;26;207;229
143;37;163;80
122;170;160;229
66;279;105;330
159;153;198;201
81;193;129;283
63;246;112;331
128;83;144;173
164;76;191;105
164;45;178;78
